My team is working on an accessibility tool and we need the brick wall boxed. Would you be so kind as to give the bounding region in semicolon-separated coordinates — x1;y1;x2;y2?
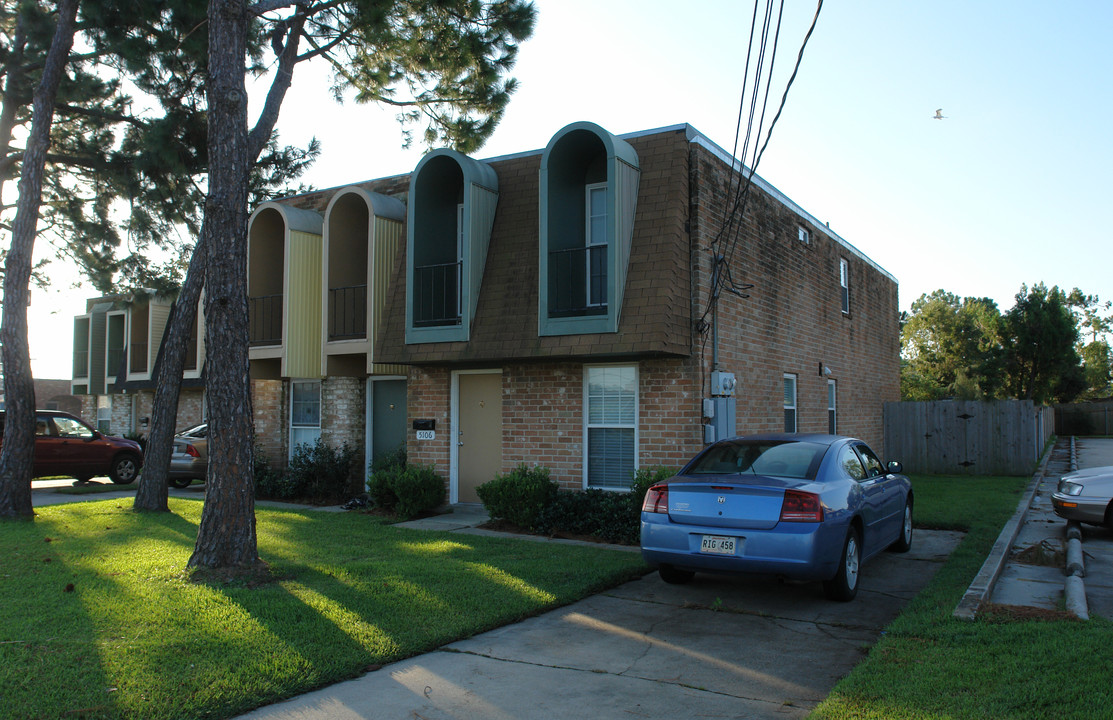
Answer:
252;379;285;464
322;376;366;490
406;366;452;479
688;142;900;454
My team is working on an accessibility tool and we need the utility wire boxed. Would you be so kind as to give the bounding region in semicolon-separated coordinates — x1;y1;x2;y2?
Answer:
699;0;824;329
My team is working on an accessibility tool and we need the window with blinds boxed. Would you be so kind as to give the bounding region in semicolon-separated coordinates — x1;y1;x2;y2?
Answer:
585;365;637;490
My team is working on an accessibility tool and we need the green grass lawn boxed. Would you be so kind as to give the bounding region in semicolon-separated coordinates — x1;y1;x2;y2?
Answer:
0;499;648;719
811;474;1113;720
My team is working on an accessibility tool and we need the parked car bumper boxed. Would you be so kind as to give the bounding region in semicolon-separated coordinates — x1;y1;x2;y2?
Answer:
640;513;848;581
1051;493;1108;525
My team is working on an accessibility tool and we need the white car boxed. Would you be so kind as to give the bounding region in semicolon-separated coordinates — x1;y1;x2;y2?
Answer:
1052;466;1113;528
169;423;208;488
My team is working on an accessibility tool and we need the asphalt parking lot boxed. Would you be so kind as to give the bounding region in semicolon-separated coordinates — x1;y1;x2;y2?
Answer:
238;528;962;720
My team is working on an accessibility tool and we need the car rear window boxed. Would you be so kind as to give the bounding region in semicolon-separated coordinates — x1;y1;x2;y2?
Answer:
686;440;827;480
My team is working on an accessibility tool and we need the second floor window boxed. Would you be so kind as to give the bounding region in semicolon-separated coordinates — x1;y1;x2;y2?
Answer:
839;258;850;314
586;183;608;308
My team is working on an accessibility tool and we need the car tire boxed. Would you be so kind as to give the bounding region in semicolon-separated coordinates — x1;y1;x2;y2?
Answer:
889;498;913;553
109;454;141;485
824;526;861;602
658;564;695;585
169;477;193;489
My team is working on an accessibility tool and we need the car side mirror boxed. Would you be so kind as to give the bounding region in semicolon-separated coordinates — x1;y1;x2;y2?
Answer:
887;460;903;474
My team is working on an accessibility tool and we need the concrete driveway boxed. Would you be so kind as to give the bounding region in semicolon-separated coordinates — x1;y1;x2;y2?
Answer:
238;529;961;720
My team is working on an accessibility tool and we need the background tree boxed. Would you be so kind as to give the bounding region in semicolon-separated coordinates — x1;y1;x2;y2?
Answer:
900;289;1004;400
0;0;78;519
1067;289;1113;399
0;0;318;294
1003;283;1084;404
181;0;535;566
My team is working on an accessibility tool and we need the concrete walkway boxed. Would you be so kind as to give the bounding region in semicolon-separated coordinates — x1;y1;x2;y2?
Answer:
960;436;1113;620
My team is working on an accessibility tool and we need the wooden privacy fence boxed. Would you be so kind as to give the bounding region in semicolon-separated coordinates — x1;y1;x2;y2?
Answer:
1055;401;1113;436
884;400;1054;476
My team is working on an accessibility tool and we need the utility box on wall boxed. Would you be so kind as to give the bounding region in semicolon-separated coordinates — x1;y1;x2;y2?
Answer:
703;396;736;444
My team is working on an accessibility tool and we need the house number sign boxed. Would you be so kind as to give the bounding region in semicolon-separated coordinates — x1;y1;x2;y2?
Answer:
415;430;435;441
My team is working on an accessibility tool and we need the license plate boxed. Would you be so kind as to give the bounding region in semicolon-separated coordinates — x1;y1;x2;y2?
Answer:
700;535;738;555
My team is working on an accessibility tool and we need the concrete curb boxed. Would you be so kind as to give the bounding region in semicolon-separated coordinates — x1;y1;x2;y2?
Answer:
1062;440;1090;619
953;445;1052;620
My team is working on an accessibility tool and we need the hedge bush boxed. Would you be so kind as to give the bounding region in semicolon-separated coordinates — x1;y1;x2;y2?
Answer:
476;465;676;545
366;449;445;520
476;464;558;529
391;465;446;520
533;466;671;545
255;440;358;503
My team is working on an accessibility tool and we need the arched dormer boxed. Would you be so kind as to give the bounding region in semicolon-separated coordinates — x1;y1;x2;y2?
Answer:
539;122;640;336
247;202;323;379
405;149;498;344
322;186;406;375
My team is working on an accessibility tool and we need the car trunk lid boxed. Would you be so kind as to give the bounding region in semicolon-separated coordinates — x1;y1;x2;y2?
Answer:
665;476;809;530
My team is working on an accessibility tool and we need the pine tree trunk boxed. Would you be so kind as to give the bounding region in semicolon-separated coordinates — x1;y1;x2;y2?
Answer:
133;231;205;512
187;0;259;568
0;0;78;519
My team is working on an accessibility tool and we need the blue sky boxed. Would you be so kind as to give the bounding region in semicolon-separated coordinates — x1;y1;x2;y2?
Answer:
27;0;1112;377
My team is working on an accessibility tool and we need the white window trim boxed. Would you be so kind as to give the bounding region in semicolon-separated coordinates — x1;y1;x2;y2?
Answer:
784;373;798;434
585;182;608;309
289;378;322;459
798;226;810;244
839;258;850;315
828;379;837;435
583;363;639;491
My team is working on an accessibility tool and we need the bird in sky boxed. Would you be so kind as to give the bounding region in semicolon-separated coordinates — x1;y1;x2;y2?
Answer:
933;108;947;120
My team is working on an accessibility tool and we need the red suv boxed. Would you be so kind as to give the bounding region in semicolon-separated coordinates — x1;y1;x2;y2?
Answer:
0;410;144;484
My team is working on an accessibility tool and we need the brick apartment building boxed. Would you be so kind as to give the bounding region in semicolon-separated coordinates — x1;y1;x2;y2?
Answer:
71;292;206;436
245;122;900;502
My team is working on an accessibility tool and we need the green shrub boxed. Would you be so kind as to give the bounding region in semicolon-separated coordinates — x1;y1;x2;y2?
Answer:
370;443;406;475
254;449;295;499
366;452;445;519
391;464;445;520
534;466;676;545
476;464;558;529
286;439;359;501
366;465;400;509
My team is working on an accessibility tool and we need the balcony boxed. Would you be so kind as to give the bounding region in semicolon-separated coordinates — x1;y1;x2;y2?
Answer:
328;284;367;341
547;246;608;318
249;294;283;346
72;349;89;378
412;261;462;328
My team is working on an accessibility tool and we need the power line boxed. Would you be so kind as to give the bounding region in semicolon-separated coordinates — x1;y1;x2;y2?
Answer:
700;0;824;330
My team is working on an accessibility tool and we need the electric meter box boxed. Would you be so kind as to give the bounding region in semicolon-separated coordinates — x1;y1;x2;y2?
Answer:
711;371;736;396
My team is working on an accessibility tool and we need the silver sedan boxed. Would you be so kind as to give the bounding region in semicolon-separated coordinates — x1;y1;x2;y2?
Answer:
1052;466;1113;528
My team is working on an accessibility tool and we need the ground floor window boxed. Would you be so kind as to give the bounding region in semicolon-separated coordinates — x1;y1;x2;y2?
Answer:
827;379;837;434
784;374;797;433
584;364;637;490
290;379;321;456
96;395;111;433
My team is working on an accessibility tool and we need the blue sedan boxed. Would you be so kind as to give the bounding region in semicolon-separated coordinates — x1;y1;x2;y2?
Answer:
640;434;913;601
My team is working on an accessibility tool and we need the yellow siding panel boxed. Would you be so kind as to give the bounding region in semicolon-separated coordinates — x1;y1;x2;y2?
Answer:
285;230;322;377
369;217;403;368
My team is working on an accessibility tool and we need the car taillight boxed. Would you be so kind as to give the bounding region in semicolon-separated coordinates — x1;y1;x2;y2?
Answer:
779;489;823;522
642;485;668;514
185;444;200;458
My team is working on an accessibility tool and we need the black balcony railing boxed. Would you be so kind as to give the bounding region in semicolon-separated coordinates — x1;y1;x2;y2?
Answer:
130;341;148;374
249;294;283;346
413;261;462;327
329;284;367;340
548;245;607;318
106;347;124;377
72;350;88;377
